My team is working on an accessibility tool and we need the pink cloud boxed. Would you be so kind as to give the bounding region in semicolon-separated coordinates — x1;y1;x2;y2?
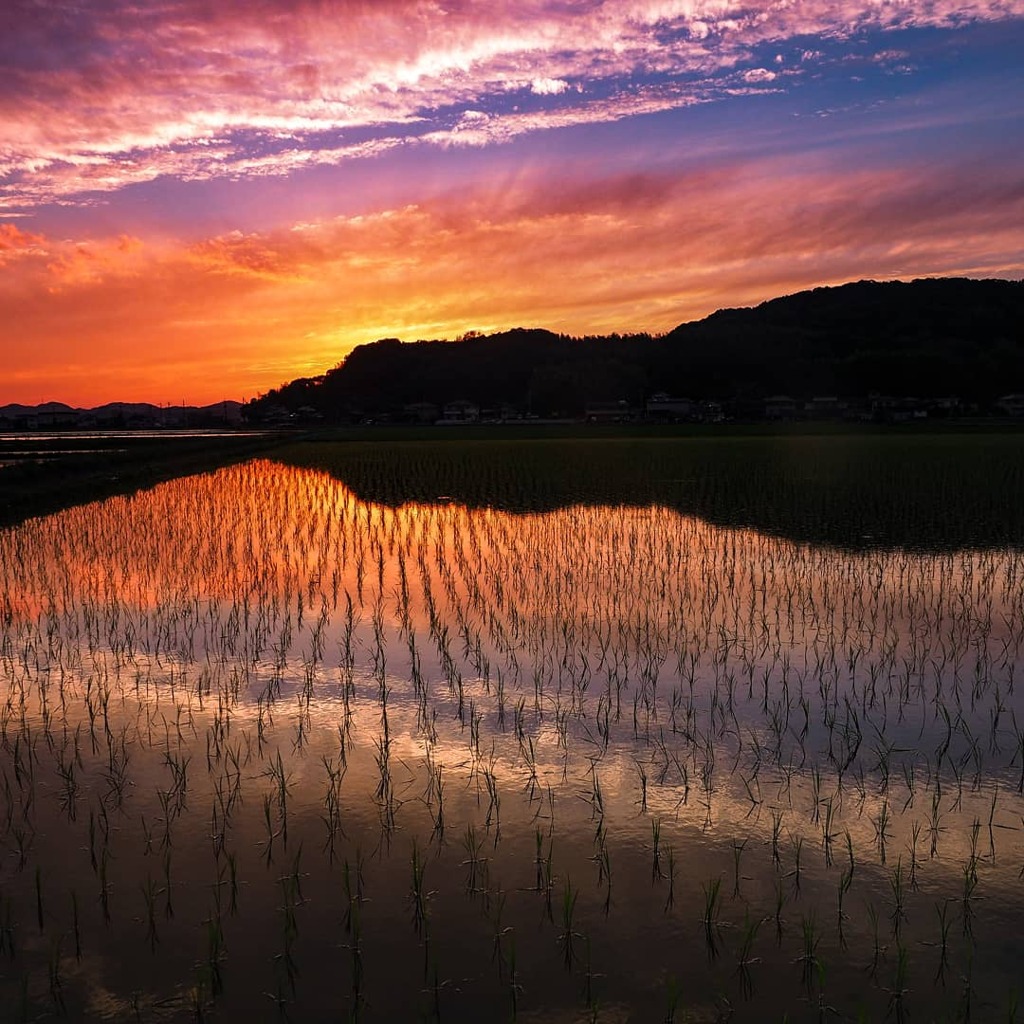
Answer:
2;0;1022;207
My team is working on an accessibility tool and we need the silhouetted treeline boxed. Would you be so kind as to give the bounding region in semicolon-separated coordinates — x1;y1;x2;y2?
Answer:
245;278;1024;423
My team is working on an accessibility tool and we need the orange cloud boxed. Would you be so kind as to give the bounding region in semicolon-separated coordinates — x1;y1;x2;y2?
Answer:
0;223;41;248
45;235;147;287
2;152;1022;407
0;222;45;263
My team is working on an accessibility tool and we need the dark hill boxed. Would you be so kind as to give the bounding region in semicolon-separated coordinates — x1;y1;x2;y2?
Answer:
657;278;1024;399
246;278;1024;422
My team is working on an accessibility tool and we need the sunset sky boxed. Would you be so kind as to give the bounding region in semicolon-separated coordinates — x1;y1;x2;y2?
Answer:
2;0;1023;407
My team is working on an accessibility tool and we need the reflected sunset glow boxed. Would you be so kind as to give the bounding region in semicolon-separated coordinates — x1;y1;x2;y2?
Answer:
4;459;1022;728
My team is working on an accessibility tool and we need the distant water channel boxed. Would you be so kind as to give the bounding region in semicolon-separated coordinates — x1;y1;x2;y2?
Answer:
1;436;1022;1021
0;430;266;467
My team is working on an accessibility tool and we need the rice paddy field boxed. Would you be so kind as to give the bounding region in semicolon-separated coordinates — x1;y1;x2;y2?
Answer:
2;434;1023;1022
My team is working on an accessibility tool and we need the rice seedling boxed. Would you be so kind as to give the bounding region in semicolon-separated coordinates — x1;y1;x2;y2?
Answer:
790;835;804;895
651;817;663;881
559;877;579;970
889;857;906;937
664;975;682;1023
731;838;747;898
34;864;44;931
663;844;675;913
410;839;430;936
702;877;723;960
462;823;485;894
46;934;65;1014
736;909;763;999
797;912;821;992
70;889;81;960
774;877;788;945
507;932;521;1020
141;875;159;950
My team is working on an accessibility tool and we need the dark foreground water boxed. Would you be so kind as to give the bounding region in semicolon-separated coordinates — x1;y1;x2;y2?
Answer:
1;436;1023;1022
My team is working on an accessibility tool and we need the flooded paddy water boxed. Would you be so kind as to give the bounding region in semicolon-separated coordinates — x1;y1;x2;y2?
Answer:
1;435;1023;1022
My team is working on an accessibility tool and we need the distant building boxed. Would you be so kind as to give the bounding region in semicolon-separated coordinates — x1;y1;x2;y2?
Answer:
927;396;962;417
996;394;1024;417
804;396;843;419
259;404;294;426
439;400;480;424
870;395;926;422
403;402;439;424
646;393;695;421
764;395;798;420
700;400;725;423
478;404;523;423
3;411;38;430
585;400;637;423
842;398;872;422
36;408;81;429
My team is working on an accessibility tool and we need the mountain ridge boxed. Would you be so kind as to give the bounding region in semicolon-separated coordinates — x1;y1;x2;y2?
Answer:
0;400;243;428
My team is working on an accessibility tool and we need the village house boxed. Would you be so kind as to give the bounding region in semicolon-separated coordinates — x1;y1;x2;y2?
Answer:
645;392;695;421
584;399;638;423
996;394;1024;417
764;395;798;420
439;400;480;424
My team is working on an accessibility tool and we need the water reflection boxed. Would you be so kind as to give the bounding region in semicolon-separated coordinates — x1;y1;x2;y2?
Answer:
1;457;1022;1021
275;434;1024;552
